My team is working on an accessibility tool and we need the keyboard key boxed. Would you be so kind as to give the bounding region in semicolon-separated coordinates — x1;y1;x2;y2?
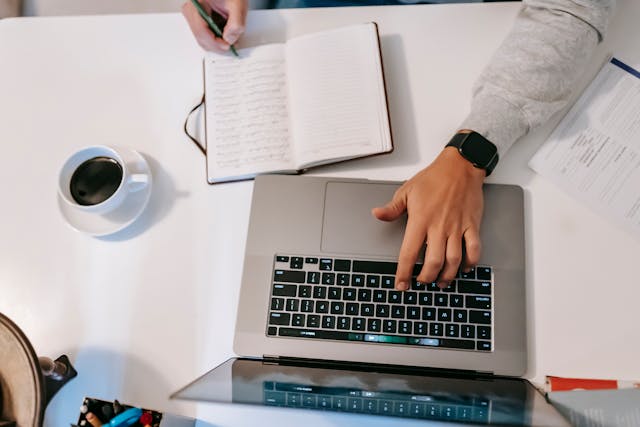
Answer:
418;292;433;306
343;288;357;301
446;324;460;337
388;291;402;304
273;284;297;297
313;286;327;299
407;306;421;320
366;275;380;288
442;281;457;292
376;304;390;318
469;310;492;324
361;304;375;316
319;258;333;270
413;321;428;335
269;312;290;326
394;401;408;416
267;326;277;336
287;393;302;407
307;271;320;284
278;327;364;341
412;279;426;291
333;397;347;410
458;280;491;295
353;260;397;274
271;298;284;310
410;403;424;417
435;294;449;306
383;319;397;333
364;399;378;414
373;290;387;302
427;282;440;291
316;301;329;313
391;305;405;318
476;266;492;281
440;338;475;350
337;273;350;286
403;292;418;305
276;255;289;262
292;314;305;327
477;341;492;351
398;321;412;334
453;309;468;323
346;303;359;315
301;299;314;312
422;307;436;321
380;400;393;415
304;257;318;264
381;276;395;289
351;274;365;286
466;296;492;309
450;295;464;307
286;298;299;311
334;259;351;272
298;285;312;298
430;322;443;336
459;268;475;279
438;308;452;321
358;289;372;302
264;391;285;405
274;270;305;283
367;319;381;332
330;302;344;315
348;398;363;412
290;257;303;269
322;315;336;329
307;315;320;327
461;325;475;339
328;287;342;300
353;317;366;331
322;272;335;285
477;326;492;339
318;396;331;409
337;316;351;330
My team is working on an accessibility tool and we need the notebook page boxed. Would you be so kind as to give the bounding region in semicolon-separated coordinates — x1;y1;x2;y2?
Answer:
285;23;391;168
204;45;295;182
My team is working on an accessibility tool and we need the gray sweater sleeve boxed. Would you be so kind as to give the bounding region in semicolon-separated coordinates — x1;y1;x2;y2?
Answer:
459;0;615;157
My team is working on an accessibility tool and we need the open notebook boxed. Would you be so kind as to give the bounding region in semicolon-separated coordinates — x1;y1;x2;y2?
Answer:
203;23;393;184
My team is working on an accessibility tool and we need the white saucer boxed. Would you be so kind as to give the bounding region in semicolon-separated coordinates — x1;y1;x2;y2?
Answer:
58;149;153;237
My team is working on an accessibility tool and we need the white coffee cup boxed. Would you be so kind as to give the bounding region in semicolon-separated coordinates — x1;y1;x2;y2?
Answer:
58;146;149;215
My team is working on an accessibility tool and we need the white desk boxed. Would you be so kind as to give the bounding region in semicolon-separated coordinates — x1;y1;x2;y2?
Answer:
1;2;639;426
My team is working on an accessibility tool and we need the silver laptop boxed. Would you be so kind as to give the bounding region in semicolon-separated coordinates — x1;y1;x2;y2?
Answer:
173;175;569;426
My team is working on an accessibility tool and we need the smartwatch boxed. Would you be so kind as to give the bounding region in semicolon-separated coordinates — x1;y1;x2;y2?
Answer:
446;131;499;176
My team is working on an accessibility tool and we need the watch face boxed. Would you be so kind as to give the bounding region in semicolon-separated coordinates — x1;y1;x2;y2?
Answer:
461;134;498;167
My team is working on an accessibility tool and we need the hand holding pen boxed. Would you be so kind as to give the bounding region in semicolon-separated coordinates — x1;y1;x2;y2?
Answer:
182;0;247;55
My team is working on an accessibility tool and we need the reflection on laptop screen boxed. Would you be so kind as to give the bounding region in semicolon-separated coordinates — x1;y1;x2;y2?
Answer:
172;358;569;426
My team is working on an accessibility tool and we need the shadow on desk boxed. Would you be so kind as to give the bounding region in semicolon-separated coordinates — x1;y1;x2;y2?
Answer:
98;153;190;242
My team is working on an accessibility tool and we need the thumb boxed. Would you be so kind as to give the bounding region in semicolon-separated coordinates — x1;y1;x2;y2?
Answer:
372;193;407;222
222;0;247;45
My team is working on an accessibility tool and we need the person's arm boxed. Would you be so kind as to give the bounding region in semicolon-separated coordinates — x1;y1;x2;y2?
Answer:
374;0;615;291
182;0;248;52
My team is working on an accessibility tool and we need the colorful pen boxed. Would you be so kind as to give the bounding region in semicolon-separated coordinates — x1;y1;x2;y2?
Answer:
190;0;239;57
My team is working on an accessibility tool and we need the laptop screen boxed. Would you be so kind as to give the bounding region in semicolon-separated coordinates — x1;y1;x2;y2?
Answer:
172;358;569;426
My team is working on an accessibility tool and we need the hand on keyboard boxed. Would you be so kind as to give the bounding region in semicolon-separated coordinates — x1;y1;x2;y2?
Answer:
372;147;485;290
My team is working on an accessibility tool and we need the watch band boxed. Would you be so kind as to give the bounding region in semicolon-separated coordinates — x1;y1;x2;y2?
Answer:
446;131;499;176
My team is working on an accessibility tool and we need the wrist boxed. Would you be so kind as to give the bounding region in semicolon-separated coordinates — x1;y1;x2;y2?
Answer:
445;130;499;176
441;147;487;181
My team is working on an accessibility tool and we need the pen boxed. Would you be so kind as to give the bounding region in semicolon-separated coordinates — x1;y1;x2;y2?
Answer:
190;0;239;57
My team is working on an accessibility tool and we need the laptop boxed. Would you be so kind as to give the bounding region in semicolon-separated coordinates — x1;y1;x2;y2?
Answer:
172;175;569;426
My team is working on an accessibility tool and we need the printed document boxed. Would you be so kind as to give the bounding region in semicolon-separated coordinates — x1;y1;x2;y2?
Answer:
530;58;640;241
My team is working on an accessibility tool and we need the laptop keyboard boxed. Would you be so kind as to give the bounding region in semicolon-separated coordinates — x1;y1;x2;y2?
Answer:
267;255;494;352
263;381;490;422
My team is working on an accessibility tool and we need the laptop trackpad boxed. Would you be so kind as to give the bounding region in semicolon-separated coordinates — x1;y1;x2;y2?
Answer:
321;181;406;257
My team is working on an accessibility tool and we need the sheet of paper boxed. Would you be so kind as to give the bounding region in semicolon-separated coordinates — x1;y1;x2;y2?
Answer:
204;45;294;181
529;58;640;241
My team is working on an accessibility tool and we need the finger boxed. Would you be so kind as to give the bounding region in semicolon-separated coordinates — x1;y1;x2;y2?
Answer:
417;232;446;285
438;234;463;288
222;0;248;45
86;413;103;427
182;2;230;51
395;217;427;291
372;188;407;222
462;227;482;272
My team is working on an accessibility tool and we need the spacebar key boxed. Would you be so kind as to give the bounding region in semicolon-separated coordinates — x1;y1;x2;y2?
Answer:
278;328;364;341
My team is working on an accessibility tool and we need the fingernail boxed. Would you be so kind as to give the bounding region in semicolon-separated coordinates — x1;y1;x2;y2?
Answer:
396;281;408;291
87;413;95;420
463;268;471;273
437;281;449;289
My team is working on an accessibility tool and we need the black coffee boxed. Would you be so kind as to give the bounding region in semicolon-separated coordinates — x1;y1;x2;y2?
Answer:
70;156;123;206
